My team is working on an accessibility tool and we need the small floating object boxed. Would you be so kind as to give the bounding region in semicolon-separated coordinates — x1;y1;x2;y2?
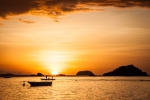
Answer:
22;81;25;86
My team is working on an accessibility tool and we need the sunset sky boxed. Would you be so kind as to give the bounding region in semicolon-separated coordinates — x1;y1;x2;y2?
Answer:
0;0;150;75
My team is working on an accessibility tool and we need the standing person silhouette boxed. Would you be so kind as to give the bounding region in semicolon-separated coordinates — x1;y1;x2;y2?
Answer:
46;75;47;80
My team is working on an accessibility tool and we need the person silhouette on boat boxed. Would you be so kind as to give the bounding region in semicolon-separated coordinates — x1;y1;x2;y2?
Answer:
46;75;47;80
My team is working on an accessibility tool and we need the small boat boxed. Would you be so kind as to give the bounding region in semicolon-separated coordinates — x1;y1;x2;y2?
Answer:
41;75;55;80
28;75;53;86
28;81;52;86
3;76;11;78
41;78;55;80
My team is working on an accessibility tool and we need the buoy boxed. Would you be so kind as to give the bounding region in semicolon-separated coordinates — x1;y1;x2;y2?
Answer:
23;81;25;86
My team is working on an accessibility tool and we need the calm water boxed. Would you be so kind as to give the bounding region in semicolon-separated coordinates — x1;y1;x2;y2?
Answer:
0;76;150;100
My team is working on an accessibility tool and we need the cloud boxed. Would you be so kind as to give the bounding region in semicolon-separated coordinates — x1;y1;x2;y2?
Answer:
0;0;39;18
0;0;150;19
19;19;35;24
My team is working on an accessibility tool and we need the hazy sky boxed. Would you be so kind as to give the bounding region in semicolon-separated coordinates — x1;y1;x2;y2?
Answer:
0;0;150;75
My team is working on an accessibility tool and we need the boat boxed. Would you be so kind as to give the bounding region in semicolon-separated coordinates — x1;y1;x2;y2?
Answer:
28;81;52;86
41;78;55;80
3;76;11;78
41;75;55;80
28;75;53;86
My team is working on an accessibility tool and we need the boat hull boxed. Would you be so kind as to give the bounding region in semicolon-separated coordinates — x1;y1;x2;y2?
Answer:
28;81;52;86
41;78;55;80
3;76;11;78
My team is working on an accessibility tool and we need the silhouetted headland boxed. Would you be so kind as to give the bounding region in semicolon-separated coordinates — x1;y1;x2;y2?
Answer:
76;70;95;76
0;73;14;78
103;65;148;76
30;72;44;76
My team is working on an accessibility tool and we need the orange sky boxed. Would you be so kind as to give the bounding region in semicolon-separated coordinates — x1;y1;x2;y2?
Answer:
0;0;150;75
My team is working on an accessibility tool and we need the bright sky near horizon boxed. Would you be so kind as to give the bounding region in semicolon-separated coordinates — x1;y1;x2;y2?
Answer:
0;0;150;75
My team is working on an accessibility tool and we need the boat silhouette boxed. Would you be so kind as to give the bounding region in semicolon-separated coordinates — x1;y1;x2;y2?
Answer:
28;81;52;86
28;75;53;86
40;78;55;80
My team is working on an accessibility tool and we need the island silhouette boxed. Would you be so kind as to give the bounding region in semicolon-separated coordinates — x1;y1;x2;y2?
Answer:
30;72;44;76
103;64;148;76
76;70;95;76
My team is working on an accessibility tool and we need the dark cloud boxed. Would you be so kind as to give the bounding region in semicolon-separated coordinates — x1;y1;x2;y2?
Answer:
19;19;35;24
0;0;39;18
45;0;78;12
0;0;150;19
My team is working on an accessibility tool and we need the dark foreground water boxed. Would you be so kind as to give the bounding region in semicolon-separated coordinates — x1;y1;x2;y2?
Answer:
0;76;150;100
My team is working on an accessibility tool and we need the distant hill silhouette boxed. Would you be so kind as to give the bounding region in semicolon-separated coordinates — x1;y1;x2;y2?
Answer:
0;73;14;77
29;73;44;76
103;65;148;76
37;73;44;76
76;70;95;76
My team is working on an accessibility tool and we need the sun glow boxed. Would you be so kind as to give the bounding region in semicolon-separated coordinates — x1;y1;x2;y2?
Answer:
52;71;58;75
34;50;77;73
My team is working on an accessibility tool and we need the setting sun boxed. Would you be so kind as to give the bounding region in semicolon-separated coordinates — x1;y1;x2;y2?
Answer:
52;71;58;75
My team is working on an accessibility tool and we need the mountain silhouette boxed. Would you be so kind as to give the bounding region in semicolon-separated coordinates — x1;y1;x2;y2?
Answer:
76;70;95;76
103;65;148;76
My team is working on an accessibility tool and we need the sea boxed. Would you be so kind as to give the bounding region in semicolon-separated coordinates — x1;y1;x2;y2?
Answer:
0;76;150;100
